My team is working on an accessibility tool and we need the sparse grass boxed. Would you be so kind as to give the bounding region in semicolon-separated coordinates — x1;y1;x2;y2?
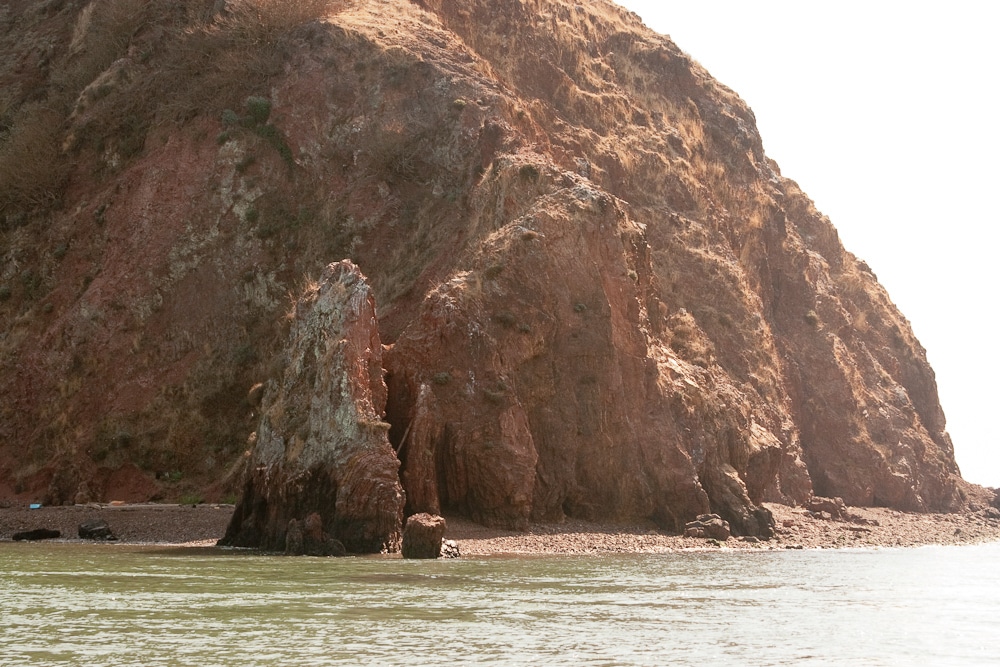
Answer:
235;154;256;174
58;0;149;97
493;311;516;328
483;263;505;280
483;388;506;404
221;0;342;46
220;97;294;167
0;103;70;215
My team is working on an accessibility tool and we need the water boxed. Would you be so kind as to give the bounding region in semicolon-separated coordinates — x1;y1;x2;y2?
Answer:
1;542;998;666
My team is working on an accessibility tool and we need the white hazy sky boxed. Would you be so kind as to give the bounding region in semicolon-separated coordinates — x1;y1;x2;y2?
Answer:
617;1;1000;487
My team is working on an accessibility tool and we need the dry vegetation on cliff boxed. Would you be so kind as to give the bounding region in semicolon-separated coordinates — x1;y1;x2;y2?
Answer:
0;0;989;550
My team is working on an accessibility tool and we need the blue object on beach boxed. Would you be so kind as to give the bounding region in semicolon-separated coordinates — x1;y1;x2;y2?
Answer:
29;503;42;509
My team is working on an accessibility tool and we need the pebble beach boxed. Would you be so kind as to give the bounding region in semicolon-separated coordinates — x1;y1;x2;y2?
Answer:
2;501;999;553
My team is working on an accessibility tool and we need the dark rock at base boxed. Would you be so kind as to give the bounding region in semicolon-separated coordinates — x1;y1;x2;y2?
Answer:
402;513;447;559
78;519;117;541
13;528;61;541
441;539;460;559
303;513;346;557
320;538;348;557
285;515;347;556
684;514;730;541
752;506;775;539
285;519;304;555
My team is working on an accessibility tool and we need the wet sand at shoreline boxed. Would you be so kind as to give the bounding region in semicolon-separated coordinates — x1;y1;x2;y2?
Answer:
2;501;999;553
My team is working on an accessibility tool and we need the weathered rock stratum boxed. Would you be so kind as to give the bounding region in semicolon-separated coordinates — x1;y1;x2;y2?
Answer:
0;0;981;542
220;261;403;552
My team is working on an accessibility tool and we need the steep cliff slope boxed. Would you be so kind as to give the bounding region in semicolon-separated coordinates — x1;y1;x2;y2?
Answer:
0;0;974;533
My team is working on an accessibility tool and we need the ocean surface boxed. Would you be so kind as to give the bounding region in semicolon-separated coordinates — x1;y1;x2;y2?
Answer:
1;541;998;666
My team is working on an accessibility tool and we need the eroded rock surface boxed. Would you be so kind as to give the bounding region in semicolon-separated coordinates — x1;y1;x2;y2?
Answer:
401;513;447;559
219;261;404;553
0;0;977;534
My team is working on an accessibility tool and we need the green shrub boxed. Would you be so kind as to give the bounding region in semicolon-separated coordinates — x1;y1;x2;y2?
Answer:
483;263;505;280
221;109;240;126
244;96;272;125
0;104;69;215
493;311;516;328
178;494;203;506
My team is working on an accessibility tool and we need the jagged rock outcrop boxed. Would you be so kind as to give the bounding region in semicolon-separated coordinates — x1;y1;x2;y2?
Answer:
0;0;979;535
219;261;404;553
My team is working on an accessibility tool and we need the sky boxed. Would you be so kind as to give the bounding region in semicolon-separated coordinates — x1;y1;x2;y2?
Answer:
617;1;1000;487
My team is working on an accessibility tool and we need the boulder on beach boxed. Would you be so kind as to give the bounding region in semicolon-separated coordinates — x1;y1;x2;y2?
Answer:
441;539;461;559
807;497;848;520
13;528;61;541
402;513;447;559
78;519;117;541
684;514;731;541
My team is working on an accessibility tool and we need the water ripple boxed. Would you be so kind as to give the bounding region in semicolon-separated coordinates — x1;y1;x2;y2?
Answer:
1;543;998;666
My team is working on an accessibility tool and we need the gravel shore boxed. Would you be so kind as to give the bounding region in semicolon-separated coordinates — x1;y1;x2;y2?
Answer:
2;501;999;553
0;503;234;546
447;503;1000;555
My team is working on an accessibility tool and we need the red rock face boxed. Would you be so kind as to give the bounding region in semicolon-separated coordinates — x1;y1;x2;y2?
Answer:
0;0;971;532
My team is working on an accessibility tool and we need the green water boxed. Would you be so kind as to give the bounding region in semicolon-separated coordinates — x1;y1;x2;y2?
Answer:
2;542;998;666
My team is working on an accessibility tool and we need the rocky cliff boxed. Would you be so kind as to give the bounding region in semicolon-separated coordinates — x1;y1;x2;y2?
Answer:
220;260;404;552
0;0;976;539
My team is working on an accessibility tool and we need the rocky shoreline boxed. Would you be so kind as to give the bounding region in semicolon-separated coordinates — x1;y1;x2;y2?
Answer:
2;502;1000;554
447;503;1000;555
0;503;234;547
